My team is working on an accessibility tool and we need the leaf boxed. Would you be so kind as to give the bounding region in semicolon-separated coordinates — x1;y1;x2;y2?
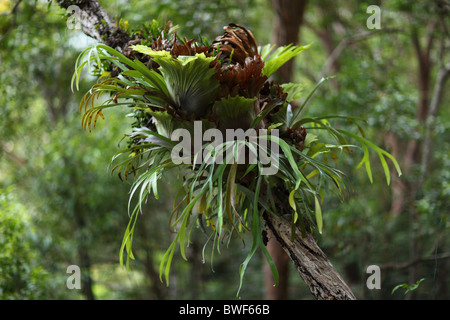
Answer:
119;206;139;270
237;176;278;298
131;45;172;57
391;283;408;295
159;237;178;286
288;190;298;223
338;129;402;185
391;278;425;295
130;126;175;148
356;143;373;184
290;76;333;128
258;44;276;60
304;133;318;148
213;96;257;130
280;82;304;101
314;195;323;234
266;134;313;191
131;45;219;117
260;43;311;77
225;163;239;230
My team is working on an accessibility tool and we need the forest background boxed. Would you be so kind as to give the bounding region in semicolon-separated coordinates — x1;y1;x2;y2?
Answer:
0;0;448;300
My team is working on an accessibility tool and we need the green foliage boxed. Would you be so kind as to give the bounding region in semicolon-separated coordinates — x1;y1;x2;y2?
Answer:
72;19;401;297
108;0;273;42
131;45;220;117
300;0;449;300
0;187;49;299
259;43;311;77
213;96;257;130
392;278;426;295
1;0;447;300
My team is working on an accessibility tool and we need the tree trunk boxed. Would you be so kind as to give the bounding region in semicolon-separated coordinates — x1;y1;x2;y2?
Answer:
77;244;96;300
266;0;309;300
70;159;96;301
271;0;309;83
263;229;289;299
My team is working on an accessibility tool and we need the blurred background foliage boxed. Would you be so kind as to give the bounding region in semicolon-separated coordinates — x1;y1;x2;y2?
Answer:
0;0;448;299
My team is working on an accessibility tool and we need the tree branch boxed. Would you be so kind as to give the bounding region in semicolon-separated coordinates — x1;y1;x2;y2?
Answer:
263;211;356;300
262;185;356;300
319;28;402;80
0;0;22;43
0;0;22;16
0;144;26;167
56;0;130;50
381;252;450;271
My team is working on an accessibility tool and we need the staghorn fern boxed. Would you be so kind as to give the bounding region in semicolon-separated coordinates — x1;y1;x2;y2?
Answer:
73;23;401;296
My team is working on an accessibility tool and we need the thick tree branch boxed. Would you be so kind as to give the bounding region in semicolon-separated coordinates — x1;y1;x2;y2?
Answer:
57;0;130;49
262;185;356;300
263;212;356;300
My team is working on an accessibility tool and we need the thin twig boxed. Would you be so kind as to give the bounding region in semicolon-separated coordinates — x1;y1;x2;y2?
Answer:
381;252;450;271
318;28;403;79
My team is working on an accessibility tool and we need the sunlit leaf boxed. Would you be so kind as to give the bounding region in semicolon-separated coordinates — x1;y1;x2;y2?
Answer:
260;43;311;77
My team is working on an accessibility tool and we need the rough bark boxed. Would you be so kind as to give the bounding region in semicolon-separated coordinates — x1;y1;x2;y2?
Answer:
57;0;130;49
264;212;356;300
262;185;356;300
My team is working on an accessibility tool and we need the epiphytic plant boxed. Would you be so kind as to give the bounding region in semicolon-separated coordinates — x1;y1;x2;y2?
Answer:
73;21;401;297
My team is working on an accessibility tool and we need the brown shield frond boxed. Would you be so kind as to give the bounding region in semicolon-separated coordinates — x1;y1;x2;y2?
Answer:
171;36;211;57
212;24;258;65
216;55;267;99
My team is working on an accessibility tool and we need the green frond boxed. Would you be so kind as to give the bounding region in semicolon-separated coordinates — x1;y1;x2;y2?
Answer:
338;129;402;185
280;82;304;101
212;96;257;131
131;45;220;117
259;43;311;78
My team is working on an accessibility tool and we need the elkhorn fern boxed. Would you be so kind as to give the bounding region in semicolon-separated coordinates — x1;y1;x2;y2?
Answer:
73;22;401;296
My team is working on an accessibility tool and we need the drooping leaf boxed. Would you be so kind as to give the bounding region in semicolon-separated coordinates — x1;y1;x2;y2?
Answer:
314;195;323;234
338;129;402;185
289;190;298;223
237;175;278;298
